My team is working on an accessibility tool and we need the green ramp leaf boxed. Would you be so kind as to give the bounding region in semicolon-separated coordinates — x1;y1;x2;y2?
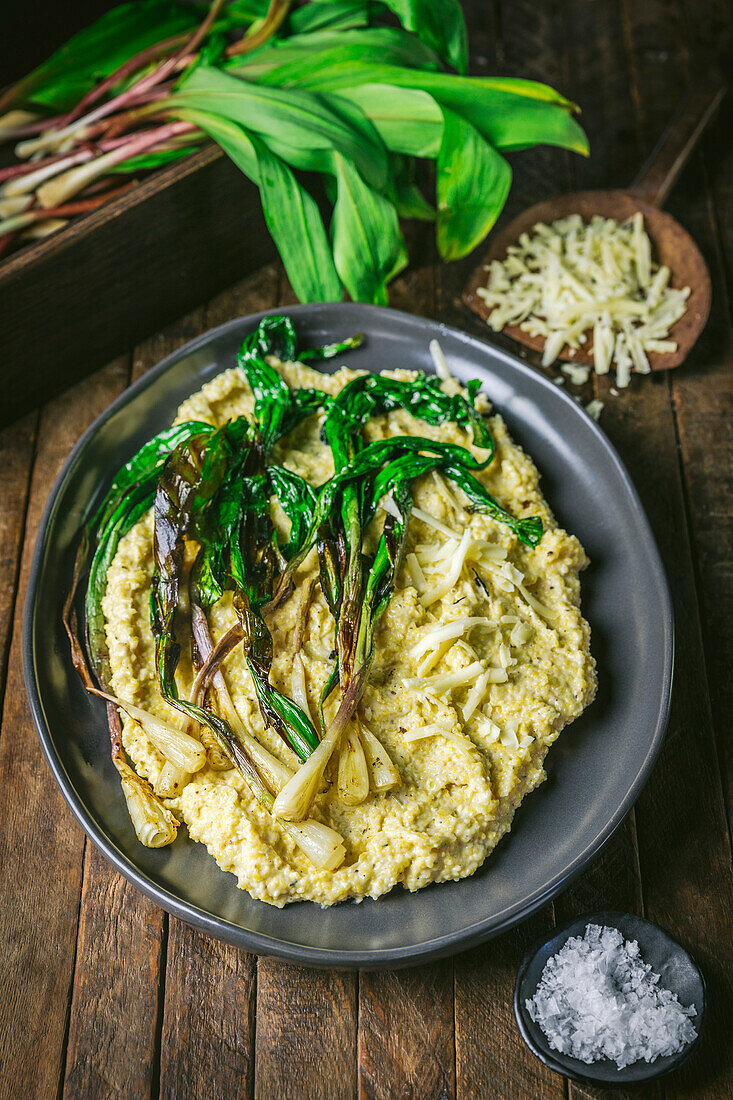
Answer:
17;0;199;112
252;135;342;303
331;155;407;305
230;28;442;81
378;0;468;73
261;62;589;155
288;1;371;34
335;84;443;156
391;155;435;220
171;108;260;179
170;64;389;189
436;109;511;261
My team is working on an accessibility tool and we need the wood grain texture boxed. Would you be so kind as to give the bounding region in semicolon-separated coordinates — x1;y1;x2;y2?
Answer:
160;920;257;1100
618;3;733;1098
560;4;733;1098
62;845;164;1100
0;413;36;701
0;145;277;429
255;961;357;1100
455;914;564;1100
672;0;733;854
359;963;455;1100
0;357;127;1100
549;13;647;1062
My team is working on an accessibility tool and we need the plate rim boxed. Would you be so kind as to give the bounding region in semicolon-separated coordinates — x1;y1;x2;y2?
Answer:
22;302;674;968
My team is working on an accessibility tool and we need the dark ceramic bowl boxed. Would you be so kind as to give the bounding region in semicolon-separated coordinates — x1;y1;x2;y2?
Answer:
24;304;673;967
514;910;706;1085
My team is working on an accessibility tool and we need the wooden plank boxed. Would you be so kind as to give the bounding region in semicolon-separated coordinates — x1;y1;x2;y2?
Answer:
549;3;646;1026
0;355;127;1100
631;4;733;1099
157;269;278;1100
671;0;733;842
254;961;358;1100
584;4;733;1097
62;845;164;1100
160;920;257;1100
0;142;277;429
359;963;454;1100
615;372;733;1100
544;3;733;1097
0;413;36;701
62;309;218;1100
455;914;564;1100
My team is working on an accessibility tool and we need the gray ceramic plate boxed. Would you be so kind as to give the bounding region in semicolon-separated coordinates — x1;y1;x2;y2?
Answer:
24;303;672;969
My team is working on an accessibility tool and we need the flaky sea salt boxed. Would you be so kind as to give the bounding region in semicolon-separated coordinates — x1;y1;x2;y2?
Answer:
526;924;697;1069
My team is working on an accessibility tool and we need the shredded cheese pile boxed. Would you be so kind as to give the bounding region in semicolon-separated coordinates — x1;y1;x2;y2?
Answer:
477;213;690;388
397;482;556;756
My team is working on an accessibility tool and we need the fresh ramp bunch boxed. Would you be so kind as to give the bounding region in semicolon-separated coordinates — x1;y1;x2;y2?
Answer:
1;1;587;298
65;316;544;870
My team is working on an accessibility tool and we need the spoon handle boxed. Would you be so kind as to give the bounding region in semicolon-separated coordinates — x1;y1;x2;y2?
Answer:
630;78;726;207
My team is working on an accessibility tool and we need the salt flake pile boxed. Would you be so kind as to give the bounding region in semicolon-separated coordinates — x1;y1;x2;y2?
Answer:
526;924;697;1069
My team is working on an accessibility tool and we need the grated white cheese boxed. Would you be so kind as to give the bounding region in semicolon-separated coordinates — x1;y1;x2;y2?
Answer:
412;505;461;539
429;338;452;381
474;710;501;743
486;667;509;683
585;398;604;422
417;638;455;677
517;583;557;623
561;362;590;386
382;491;404;523
404;723;474;753
432;470;466;518
462;669;491;721
500;723;519;750
426;660;486;693
420;529;474;607
406;552;427;593
476;213;689;388
526;923;698;1070
510;620;533;646
410;617;493;661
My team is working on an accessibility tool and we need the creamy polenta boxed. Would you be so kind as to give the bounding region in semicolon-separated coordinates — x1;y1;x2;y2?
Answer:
102;358;596;906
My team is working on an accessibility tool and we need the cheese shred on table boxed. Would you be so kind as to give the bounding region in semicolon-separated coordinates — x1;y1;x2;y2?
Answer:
477;213;689;387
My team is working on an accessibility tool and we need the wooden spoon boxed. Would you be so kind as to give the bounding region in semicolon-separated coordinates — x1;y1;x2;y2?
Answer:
463;79;725;372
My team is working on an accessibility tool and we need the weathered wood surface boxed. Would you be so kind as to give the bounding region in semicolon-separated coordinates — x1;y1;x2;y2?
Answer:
1;2;732;1098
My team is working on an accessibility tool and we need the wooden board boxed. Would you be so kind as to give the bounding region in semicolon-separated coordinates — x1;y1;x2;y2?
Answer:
1;3;733;1099
0;146;276;429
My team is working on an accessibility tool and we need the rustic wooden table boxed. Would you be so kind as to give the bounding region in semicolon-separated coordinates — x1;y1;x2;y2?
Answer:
1;2;732;1098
